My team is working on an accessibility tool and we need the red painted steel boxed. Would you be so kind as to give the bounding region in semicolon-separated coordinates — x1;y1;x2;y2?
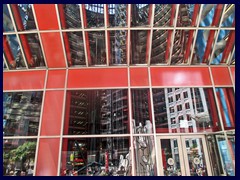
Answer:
211;67;232;85
47;70;66;89
151;67;212;86
35;138;60;176
221;30;235;63
3;70;46;90
34;4;59;30
10;4;24;31
63;92;71;135
40;91;64;136
3;36;16;68
58;4;73;66
130;67;149;86
222;88;235;127
40;32;66;68
67;68;128;88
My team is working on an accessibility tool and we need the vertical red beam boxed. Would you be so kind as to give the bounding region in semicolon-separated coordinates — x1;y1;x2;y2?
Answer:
165;4;176;63
58;4;73;66
202;4;224;63
3;36;16;68
226;88;235;115
222;88;235;127
206;89;219;131
145;4;153;63
221;27;235;63
184;4;200;62
82;5;91;65
64;92;71;135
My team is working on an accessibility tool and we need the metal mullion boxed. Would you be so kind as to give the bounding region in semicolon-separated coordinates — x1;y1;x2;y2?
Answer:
168;4;179;65
7;4;29;69
3;136;38;139
104;4;110;66
127;4;131;66
31;4;49;68
148;66;160;176
227;46;235;65
55;4;69;68
62;134;131;138
57;69;68;176
3;54;10;70
209;4;227;65
79;4;89;67
147;4;155;66
228;66;235;92
188;4;204;65
33;69;48;176
127;67;136;176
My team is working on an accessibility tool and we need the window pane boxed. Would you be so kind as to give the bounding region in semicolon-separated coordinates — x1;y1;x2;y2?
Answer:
64;90;129;135
3;91;43;136
154;4;175;27
60;137;131;176
131;4;151;27
3;139;37;176
58;4;81;29
108;4;127;27
132;89;153;134
133;136;157;175
3;35;26;69
221;4;235;27
152;88;221;133
109;30;127;65
11;4;37;31
84;4;104;28
3;4;14;32
215;88;235;130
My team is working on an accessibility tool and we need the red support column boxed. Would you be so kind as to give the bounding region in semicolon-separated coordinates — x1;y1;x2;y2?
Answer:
3;36;16;68
58;4;73;66
222;88;235;127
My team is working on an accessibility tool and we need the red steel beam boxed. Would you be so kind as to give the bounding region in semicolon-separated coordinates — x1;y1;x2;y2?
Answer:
220;20;235;63
3;36;16;68
222;88;235;127
145;4;153;63
184;4;200;62
11;4;35;67
58;4;73;66
165;4;176;63
82;5;91;65
202;4;224;63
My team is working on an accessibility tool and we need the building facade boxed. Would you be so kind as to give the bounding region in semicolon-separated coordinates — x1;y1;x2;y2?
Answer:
3;4;235;176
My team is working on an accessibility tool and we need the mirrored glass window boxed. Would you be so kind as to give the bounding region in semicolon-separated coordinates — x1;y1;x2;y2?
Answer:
3;139;37;176
131;4;151;27
84;4;104;28
3;4;14;32
177;4;200;27
221;4;235;27
108;4;127;27
152;88;221;133
60;137;131;176
3;91;43;136
154;4;175;27
64;90;129;135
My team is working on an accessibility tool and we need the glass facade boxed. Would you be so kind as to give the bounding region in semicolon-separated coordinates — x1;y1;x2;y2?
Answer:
3;4;235;176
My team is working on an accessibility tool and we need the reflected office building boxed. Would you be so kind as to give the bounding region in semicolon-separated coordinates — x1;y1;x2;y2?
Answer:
3;4;235;176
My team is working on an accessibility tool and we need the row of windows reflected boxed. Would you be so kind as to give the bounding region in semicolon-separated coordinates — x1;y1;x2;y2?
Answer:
3;87;235;137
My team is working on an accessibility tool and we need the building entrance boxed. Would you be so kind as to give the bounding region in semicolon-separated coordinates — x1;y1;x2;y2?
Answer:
156;135;212;176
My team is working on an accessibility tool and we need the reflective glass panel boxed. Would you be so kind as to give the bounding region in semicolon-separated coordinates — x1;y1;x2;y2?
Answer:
3;60;7;70
153;88;221;133
108;4;127;27
221;4;235;27
109;30;127;65
131;89;153;134
3;35;26;69
177;4;200;27
3;4;14;32
3;139;37;176
151;30;169;64
154;4;174;27
215;88;235;130
3;91;43;136
85;4;104;28
11;4;37;31
60;137;131;176
63;32;86;66
230;51;235;65
199;4;224;27
87;31;106;65
131;30;149;64
64;90;129;135
58;4;81;29
133;136;157;176
19;33;45;68
131;4;150;27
